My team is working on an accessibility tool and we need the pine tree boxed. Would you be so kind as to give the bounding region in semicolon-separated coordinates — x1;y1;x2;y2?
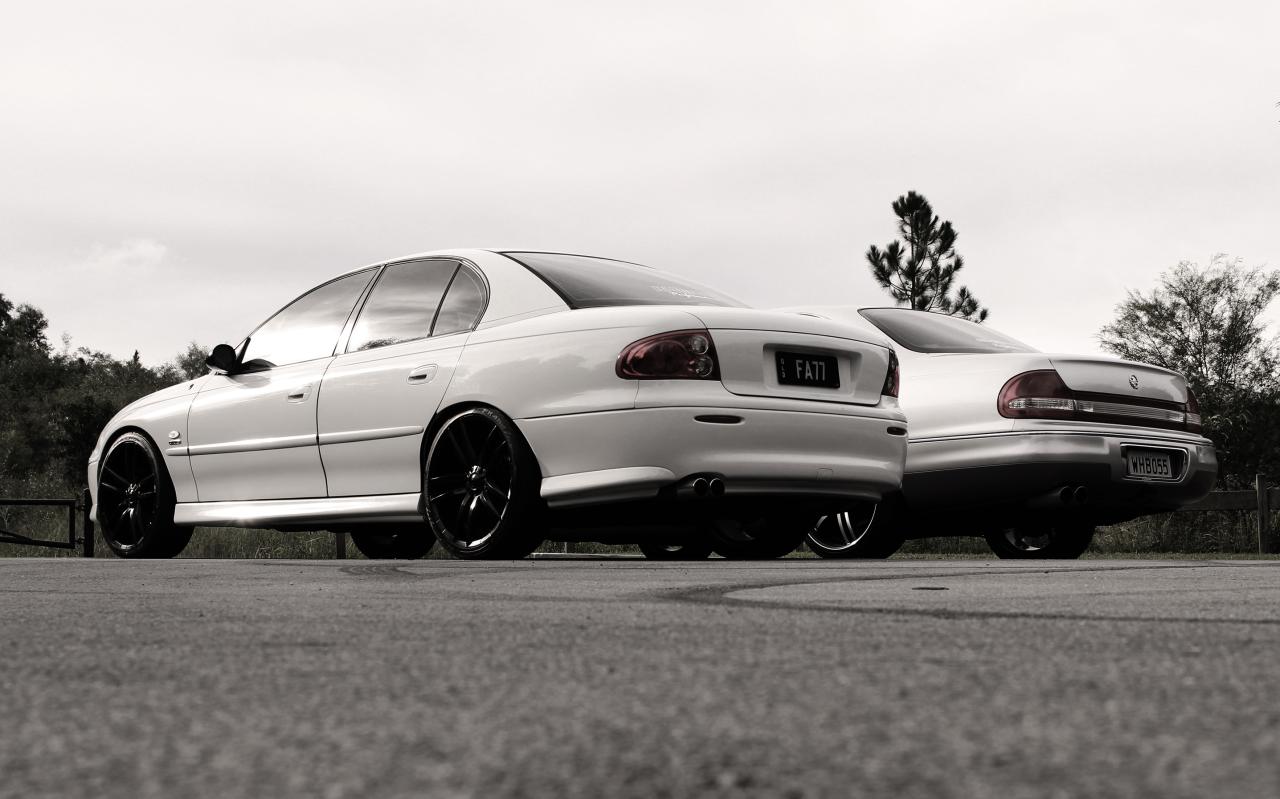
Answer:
866;191;988;322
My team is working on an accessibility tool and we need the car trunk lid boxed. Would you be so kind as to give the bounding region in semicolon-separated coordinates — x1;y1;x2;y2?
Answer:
1048;356;1187;404
688;308;893;406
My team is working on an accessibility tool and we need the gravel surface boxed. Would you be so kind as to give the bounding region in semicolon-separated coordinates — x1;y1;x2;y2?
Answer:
2;558;1278;798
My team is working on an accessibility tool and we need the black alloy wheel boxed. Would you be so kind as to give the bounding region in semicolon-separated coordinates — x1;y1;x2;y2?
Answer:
349;526;436;559
984;521;1095;559
807;499;906;559
97;432;193;558
638;539;714;561
702;515;806;560
423;407;543;559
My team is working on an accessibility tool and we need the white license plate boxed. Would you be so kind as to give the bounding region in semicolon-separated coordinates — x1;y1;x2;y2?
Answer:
1125;449;1175;480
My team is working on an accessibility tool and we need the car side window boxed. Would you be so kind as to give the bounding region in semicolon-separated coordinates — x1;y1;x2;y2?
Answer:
241;269;376;367
432;267;487;336
347;260;459;352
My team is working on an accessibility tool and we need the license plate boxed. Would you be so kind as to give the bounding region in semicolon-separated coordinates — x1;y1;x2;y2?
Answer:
776;351;839;388
1125;449;1175;480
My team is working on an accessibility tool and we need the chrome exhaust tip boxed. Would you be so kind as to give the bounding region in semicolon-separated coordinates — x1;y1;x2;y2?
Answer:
692;477;710;497
708;477;726;497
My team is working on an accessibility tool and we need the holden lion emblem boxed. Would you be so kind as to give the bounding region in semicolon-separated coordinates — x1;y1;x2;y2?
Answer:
1128;374;1139;390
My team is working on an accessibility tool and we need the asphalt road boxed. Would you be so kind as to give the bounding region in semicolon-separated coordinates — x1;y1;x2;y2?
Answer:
2;558;1278;799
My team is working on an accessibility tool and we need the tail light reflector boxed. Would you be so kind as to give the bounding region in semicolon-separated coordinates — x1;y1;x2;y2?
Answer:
617;329;720;380
1185;388;1202;433
882;350;900;398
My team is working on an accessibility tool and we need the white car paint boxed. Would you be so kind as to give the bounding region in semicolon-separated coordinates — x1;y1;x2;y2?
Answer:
89;250;908;535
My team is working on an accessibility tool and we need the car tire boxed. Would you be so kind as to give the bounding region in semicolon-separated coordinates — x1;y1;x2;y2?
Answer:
806;499;905;559
985;522;1095;559
97;431;194;559
638;539;714;560
349;526;436;560
423;407;545;560
703;515;805;560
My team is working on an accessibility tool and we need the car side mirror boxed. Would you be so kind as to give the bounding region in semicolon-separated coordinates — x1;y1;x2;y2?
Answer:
205;343;241;374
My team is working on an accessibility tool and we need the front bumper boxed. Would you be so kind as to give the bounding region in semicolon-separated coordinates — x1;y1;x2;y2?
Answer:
905;429;1217;520
517;406;907;509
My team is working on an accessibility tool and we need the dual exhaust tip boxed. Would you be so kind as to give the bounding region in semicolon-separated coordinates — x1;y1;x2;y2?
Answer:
686;476;726;498
1030;485;1090;509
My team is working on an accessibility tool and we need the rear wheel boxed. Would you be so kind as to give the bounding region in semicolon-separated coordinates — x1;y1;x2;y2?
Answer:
349;526;435;559
638;539;713;561
985;521;1095;559
97;432;193;558
703;515;805;560
424;407;544;560
806;499;905;559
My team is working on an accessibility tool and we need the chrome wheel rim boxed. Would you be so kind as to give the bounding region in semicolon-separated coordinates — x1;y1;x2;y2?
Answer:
426;412;515;551
98;441;158;550
809;502;878;551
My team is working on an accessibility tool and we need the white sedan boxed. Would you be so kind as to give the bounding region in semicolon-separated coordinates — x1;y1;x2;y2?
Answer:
789;307;1218;559
87;250;908;560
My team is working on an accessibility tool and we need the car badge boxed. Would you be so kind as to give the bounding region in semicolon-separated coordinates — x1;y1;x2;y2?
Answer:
1128;375;1139;390
168;430;182;445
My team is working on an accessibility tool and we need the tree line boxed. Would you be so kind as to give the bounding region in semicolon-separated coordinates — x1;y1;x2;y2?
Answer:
0;293;207;492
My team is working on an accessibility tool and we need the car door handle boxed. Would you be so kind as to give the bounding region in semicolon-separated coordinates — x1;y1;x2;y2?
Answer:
407;365;438;384
286;384;313;403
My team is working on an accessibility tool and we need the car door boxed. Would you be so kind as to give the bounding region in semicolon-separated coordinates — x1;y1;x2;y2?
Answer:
317;258;488;496
186;268;377;502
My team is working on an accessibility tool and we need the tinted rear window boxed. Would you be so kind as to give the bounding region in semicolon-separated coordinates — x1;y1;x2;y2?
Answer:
860;308;1035;354
502;252;744;309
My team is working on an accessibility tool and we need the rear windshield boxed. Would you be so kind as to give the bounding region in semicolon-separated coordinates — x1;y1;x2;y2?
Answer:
860;308;1036;354
501;252;745;309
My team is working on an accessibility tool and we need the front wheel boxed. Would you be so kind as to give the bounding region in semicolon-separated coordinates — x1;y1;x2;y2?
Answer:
349;526;435;559
703;515;805;560
97;432;193;558
638;539;714;561
806;500;905;559
423;407;544;560
985;522;1095;559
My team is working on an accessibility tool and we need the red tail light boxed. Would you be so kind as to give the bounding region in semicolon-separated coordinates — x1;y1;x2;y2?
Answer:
1185;388;1202;433
998;370;1204;433
998;370;1077;420
616;329;720;380
882;350;900;398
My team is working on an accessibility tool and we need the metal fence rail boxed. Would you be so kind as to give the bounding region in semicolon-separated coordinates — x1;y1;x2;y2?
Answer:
0;489;94;557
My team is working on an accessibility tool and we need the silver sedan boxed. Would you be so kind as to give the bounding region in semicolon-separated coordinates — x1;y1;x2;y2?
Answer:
789;307;1217;559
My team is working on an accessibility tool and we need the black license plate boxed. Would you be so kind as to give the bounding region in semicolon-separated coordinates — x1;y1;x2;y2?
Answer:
776;351;840;388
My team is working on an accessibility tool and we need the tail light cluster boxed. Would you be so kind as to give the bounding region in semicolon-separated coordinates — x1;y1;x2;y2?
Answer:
617;329;720;380
998;370;1203;433
882;350;900;398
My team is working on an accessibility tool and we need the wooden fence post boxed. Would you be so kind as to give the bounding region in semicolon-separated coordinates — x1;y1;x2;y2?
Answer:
335;532;347;559
1256;474;1270;555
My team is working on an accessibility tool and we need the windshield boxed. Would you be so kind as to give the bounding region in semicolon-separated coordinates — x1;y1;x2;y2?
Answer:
860;308;1036;354
501;252;745;309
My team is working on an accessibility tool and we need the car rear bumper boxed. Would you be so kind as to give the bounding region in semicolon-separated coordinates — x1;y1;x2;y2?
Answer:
905;430;1217;519
517;406;907;509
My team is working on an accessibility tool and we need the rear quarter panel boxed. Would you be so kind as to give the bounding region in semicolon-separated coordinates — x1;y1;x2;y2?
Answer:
444;306;707;419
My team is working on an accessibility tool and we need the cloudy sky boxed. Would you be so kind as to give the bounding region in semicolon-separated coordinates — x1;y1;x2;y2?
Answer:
2;0;1277;364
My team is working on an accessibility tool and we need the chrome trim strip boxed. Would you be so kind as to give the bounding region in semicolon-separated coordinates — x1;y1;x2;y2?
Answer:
1078;400;1185;423
317;425;425;446
173;493;423;527
184;433;317;457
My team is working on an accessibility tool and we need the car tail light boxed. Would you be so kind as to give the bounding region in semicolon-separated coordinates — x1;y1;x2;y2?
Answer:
616;329;720;380
1185;388;1202;433
882;350;899;398
999;370;1201;432
998;370;1077;419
